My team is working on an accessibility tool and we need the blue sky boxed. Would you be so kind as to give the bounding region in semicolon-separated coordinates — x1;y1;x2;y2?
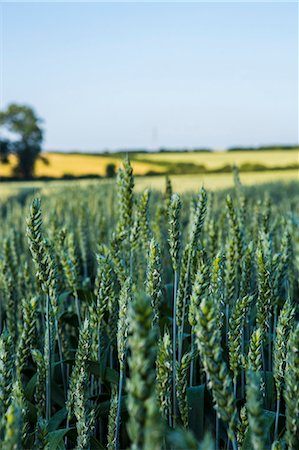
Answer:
0;2;298;151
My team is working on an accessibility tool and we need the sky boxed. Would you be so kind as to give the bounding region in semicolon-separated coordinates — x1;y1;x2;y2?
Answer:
0;1;298;151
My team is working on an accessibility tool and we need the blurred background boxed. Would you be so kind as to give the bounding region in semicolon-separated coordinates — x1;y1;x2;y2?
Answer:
0;1;298;191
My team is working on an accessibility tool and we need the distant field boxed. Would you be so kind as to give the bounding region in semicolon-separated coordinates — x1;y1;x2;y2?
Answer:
134;169;299;192
0;153;165;178
0;149;298;179
132;148;299;170
0;169;298;201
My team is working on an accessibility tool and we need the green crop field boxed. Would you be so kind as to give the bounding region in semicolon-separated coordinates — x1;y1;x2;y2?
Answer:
0;168;298;202
0;159;298;449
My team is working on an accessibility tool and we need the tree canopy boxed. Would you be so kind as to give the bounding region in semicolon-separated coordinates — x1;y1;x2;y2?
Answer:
0;104;44;179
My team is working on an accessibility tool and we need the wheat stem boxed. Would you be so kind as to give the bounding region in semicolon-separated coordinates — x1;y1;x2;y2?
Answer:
172;269;178;426
115;368;124;450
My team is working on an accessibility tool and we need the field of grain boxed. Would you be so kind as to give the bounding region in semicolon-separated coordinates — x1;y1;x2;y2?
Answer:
0;149;298;179
135;169;299;192
0;159;298;449
133;148;299;169
0;153;165;178
0;169;298;203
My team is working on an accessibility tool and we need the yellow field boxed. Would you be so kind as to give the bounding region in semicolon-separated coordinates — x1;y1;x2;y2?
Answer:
0;149;298;179
133;149;299;170
0;169;297;202
0;153;165;178
0;150;297;201
134;169;299;192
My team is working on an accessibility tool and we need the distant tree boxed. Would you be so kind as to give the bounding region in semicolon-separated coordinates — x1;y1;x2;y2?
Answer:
0;138;11;163
0;104;43;179
106;163;116;178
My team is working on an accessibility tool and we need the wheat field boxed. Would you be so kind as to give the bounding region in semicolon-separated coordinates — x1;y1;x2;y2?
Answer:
0;159;298;449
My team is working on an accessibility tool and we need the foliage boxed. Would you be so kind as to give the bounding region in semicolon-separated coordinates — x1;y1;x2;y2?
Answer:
0;103;43;179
